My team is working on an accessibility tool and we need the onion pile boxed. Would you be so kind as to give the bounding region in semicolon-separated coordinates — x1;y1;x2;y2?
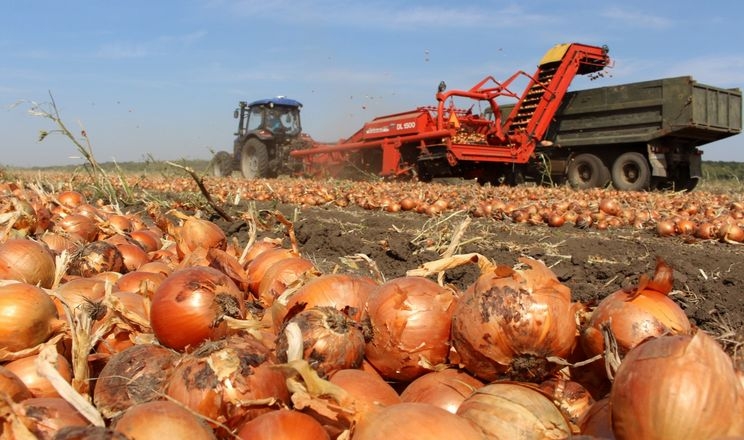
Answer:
0;176;742;439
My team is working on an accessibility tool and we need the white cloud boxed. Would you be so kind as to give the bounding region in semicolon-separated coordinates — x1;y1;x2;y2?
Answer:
601;6;673;29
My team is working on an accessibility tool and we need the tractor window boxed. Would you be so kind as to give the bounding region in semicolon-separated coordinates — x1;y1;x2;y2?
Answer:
278;107;301;136
246;107;263;131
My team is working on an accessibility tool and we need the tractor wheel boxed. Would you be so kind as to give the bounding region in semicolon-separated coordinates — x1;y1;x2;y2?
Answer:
611;152;650;191
240;139;269;179
567;154;609;189
210;151;233;177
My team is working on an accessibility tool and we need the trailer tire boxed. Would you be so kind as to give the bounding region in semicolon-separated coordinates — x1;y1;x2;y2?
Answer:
567;154;608;189
240;139;269;179
210;151;233;177
611;152;650;191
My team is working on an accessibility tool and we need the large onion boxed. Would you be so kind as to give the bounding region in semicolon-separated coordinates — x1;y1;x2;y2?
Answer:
0;239;56;288
272;273;377;330
175;216;226;258
451;257;579;382
364;276;457;382
581;257;691;361
351;402;484;440
150;266;245;351
93;343;180;419
5;352;73;398
165;334;289;430
113;400;217;439
610;330;744;439
16;397;89;439
276;306;366;377
236;409;330;440
256;255;318;307
400;368;484;414
0;365;32;402
245;247;296;295
456;381;572;439
0;282;62;352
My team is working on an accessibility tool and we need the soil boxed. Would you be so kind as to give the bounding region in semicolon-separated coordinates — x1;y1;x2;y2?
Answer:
211;194;744;358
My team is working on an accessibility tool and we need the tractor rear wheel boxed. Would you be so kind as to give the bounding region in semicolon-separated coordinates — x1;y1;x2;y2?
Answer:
567;154;609;189
240;139;269;179
210;151;233;177
611;152;650;191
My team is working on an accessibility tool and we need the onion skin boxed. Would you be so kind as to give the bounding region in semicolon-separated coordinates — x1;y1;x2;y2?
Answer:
68;240;125;277
272;273;377;330
0;239;56;288
236;409;330;440
581;257;691;360
165;335;290;430
93;344;180;419
150;266;246;351
114;400;217;439
451;257;578;382
351;402;485;440
364;277;457;382
610;331;744;439
17;397;89;439
400;368;484;414
457;381;572;440
0;282;61;352
0;365;32;402
175;216;227;259
5;352;73;398
276;306;366;377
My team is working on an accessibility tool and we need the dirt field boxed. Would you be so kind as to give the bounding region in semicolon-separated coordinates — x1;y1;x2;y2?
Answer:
201;178;744;361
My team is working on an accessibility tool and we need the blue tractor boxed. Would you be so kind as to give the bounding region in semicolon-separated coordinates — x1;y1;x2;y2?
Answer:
211;97;307;177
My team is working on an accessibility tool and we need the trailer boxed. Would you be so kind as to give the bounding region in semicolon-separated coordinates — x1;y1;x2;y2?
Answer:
527;76;742;190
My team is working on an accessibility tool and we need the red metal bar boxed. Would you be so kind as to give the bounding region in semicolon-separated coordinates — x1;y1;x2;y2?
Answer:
290;129;453;157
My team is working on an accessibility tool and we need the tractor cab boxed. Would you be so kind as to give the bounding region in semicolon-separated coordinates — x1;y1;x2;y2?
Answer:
235;97;303;139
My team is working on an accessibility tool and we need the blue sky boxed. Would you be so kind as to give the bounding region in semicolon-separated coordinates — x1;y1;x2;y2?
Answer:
2;0;743;167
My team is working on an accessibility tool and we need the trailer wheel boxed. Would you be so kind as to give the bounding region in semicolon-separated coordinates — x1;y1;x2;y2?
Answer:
210;151;233;177
567;154;608;189
611;152;650;191
240;139;269;179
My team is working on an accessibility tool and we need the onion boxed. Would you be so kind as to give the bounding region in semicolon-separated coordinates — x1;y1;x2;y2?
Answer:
276;306;366;377
115;242;150;271
0;282;62;352
456;381;572;439
16;397;89;439
5;352;73;398
93;344;180;419
538;377;595;429
129;229;163;253
245;247;296;294
400;368;483;414
114;270;166;297
54;213;99;243
57;190;86;209
581;257;691;361
656;219;677;237
53;277;107;319
578;397;612;438
241;238;282;265
451;257;579;382
610;331;744;439
236;409;330;440
272;273;377;330
150;266;246;351
175;216;226;258
0;239;56;288
39;232;77;255
68;240;125;277
364;277;457;382
351;402;484;440
165;334;289;430
0;365;32;402
113;400;217;439
256;255;318;307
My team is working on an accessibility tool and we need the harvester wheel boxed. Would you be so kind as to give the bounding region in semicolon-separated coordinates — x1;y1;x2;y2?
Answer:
210;151;233;177
567;154;609;189
240;139;269;179
611;152;650;191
